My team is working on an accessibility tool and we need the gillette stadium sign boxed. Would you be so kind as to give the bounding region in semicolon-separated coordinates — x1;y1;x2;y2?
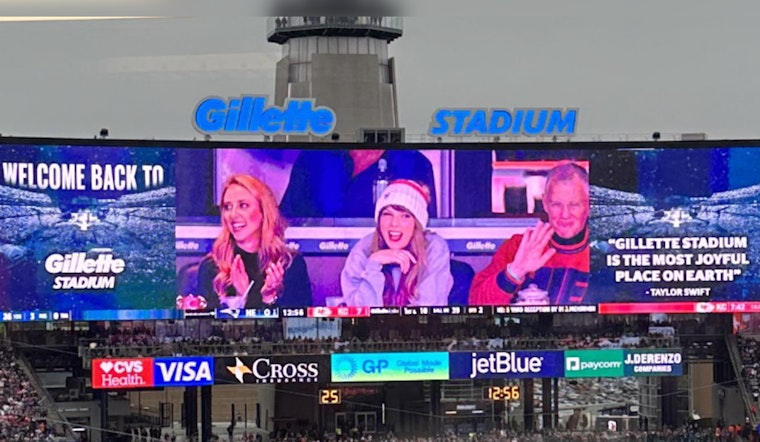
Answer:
428;107;577;137
193;96;336;136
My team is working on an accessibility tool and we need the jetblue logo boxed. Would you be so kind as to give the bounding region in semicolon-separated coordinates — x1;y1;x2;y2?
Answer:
469;352;544;378
193;96;336;136
154;357;214;387
429;108;577;137
450;351;563;379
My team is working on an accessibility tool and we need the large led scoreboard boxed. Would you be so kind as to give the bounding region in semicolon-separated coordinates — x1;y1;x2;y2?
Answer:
0;137;759;320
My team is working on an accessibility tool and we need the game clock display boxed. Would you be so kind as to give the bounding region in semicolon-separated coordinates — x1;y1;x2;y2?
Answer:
319;388;342;405
483;385;520;401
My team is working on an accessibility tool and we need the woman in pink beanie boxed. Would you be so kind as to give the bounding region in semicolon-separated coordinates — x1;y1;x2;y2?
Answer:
341;179;453;306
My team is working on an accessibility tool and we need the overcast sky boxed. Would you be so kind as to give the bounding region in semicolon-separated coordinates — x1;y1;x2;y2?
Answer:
0;0;758;141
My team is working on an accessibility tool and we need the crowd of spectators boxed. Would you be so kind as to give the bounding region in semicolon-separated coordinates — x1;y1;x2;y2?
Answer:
261;426;727;442
738;336;760;404
0;345;60;441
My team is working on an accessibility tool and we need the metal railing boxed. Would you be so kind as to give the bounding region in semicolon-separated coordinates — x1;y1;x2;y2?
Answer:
79;336;680;360
267;16;403;38
727;334;757;427
17;353;76;441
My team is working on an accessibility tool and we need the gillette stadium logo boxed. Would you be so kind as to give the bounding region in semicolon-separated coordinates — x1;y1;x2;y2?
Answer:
45;251;126;290
193;95;336;136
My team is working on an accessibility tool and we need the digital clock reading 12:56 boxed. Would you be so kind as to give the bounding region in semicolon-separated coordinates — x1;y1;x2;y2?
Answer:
319;389;342;405
483;385;520;401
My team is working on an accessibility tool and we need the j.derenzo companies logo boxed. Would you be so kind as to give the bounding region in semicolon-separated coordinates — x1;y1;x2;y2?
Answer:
332;356;359;382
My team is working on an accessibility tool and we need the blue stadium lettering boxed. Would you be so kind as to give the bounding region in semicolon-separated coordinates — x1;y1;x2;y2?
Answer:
429;108;577;137
193;96;336;136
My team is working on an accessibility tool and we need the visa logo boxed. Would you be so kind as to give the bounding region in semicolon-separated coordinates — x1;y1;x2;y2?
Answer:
193;95;336;136
154;358;214;386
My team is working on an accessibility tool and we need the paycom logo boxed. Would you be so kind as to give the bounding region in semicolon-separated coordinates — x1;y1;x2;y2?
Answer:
564;350;624;378
331;353;449;383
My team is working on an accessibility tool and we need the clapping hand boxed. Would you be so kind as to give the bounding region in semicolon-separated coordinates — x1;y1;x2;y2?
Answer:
220;255;250;309
261;259;285;304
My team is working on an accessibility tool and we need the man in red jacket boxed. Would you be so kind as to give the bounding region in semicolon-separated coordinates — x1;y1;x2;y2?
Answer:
469;162;590;305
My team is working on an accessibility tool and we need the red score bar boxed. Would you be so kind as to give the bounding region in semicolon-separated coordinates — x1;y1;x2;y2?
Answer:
599;302;760;315
307;306;371;318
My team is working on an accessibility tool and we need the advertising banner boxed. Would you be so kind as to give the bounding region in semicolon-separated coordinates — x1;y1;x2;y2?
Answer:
331;352;449;383
92;358;155;389
449;351;564;379
564;350;625;378
92;357;214;389
623;349;683;376
214;355;329;384
153;356;215;387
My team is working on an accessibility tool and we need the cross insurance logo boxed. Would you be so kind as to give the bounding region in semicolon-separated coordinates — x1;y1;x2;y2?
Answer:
331;353;449;383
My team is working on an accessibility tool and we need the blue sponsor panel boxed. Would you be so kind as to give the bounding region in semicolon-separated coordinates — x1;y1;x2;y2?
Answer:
449;351;565;379
153;357;215;387
623;349;683;377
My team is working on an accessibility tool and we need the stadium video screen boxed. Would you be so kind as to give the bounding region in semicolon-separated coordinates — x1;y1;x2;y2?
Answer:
1;139;759;320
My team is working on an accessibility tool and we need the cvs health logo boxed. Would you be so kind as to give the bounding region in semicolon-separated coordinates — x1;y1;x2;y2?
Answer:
154;357;214;387
92;358;154;389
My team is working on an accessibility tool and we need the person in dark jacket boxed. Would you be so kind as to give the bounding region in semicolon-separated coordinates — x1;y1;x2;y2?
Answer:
196;174;312;309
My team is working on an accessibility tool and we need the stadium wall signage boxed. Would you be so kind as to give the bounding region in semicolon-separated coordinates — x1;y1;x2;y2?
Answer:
213;355;329;384
92;357;215;389
331;352;450;383
428;107;577;137
448;351;564;379
91;350;682;390
193;95;337;136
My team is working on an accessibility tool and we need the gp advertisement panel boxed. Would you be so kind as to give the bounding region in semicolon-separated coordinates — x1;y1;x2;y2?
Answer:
89;350;682;389
3;139;760;320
